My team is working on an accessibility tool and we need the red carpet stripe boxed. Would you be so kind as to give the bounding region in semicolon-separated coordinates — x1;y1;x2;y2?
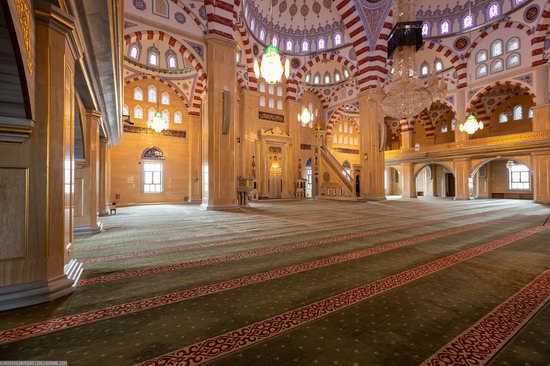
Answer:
422;269;550;366
0;214;526;345
136;225;549;366
77;207;515;287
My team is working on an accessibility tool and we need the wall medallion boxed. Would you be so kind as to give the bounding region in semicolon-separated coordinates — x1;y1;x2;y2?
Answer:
253;43;259;56
290;57;301;69
525;5;539;23
454;37;469;51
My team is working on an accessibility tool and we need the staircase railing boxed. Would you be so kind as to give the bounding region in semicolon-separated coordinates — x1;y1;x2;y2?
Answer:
320;146;354;194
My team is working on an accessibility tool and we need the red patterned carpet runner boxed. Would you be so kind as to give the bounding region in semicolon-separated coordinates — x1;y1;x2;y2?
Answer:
136;225;549;366
77;207;519;287
422;269;550;366
0;214;525;345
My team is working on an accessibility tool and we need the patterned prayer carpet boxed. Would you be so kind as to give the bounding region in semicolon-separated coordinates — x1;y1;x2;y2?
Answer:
1;198;549;366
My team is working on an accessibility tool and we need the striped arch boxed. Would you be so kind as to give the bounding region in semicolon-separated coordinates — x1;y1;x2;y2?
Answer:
465;21;533;63
124;30;206;83
423;41;467;88
416;110;435;138
124;74;191;110
204;0;239;40
434;98;457;115
170;0;208;33
367;9;394;87
335;0;371;90
533;0;550;66
466;79;537;127
236;71;247;90
328;81;359;103
326;103;359;136
235;17;257;91
286;79;299;101
298;87;329;109
295;53;358;84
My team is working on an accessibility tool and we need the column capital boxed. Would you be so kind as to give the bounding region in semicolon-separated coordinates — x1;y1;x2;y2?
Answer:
204;34;238;48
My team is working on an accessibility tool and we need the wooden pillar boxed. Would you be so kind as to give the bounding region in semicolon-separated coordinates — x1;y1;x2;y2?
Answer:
400;162;417;198
0;3;81;310
74;111;102;234
359;93;385;200
533;152;550;204
188;115;202;203
400;130;415;149
454;158;472;200
532;66;550;132
201;35;238;210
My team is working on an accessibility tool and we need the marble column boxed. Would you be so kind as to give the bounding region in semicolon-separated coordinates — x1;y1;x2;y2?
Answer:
201;35;238;210
454;158;472;200
188;115;202;203
400;130;415;149
240;89;260;179
533;152;550;204
0;3;80;310
454;88;468;142
74;111;102;234
287;99;302;196
98;137;110;216
532;66;550;132
359;93;385;200
400;162;417;198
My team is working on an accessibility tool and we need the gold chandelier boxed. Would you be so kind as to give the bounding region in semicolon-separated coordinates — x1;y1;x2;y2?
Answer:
254;45;290;84
370;0;446;121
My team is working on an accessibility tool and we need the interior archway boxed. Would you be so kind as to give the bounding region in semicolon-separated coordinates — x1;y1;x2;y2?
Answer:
470;158;533;200
415;163;456;198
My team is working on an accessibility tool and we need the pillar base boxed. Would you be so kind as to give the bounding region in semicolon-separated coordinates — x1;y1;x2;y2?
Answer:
0;274;76;311
187;199;202;204
74;221;103;236
534;200;550;205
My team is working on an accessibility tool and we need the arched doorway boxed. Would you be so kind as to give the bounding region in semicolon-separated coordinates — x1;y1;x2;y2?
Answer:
470;158;533;200
385;167;402;197
305;158;313;198
415;163;455;198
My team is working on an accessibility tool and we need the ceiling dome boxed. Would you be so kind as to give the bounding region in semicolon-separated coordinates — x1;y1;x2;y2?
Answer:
243;0;343;37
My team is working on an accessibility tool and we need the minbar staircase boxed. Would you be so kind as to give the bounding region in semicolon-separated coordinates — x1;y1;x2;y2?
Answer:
319;146;357;199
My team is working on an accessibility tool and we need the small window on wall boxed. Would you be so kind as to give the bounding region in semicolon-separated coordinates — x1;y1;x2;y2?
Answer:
528;107;534;119
259;96;266;107
434;59;443;72
268;98;274;108
134;106;143;119
507;38;520;52
440;21;450;35
490;59;503;73
338;135;343;143
129;44;140;60
334;33;343;46
305;73;311;83
167;53;177;69
333;135;338;143
313;73;320;84
422;23;430;36
513;105;523;120
250;19;255;32
277;86;283;96
268;85;275;95
506;53;520;68
318;38;326;50
301;40;309;52
259;83;266;93
338;124;343;132
499;113;508;123
335;71;341;82
286;39;293;52
162;110;170;123
324;72;331;84
441;124;448;133
451;119;456;130
123;104;129;116
420;62;429;76
491;40;503;57
134;87;144;101
148;85;157;103
488;3;500;19
463;14;473;29
236;51;241;64
161;92;170;105
259;29;266;42
148;108;156;122
143;162;163;193
174;111;183;124
508;163;530;190
476;50;488;64
476;64;488;78
277;100;283;110
343;69;350;78
148;52;159;67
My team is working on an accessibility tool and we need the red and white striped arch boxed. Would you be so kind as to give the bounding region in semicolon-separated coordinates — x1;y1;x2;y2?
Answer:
204;0;239;40
423;41;467;89
532;0;550;66
235;16;257;91
416;110;435;138
326;103;359;136
298;87;329;109
294;53;358;83
170;0;208;34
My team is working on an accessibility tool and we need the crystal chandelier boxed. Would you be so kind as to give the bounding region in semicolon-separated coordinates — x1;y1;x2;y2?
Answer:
297;103;317;126
459;114;483;134
148;111;168;133
370;0;446;121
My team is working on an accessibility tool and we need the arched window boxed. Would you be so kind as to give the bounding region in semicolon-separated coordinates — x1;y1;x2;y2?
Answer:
301;40;309;52
434;58;443;72
507;53;521;68
305;73;311;83
134;87;144;101
513;105;523;120
148;48;160;67
271;35;279;47
334;33;343;46
277;100;283;110
167;55;177;69
162;110;170;123
129;44;140;60
422;23;430;36
499;112;508;123
513;0;524;5
463;14;473;29
259;29;266;42
334;71;341;82
142;147;164;193
488;3;500;18
338;135;343;143
268;98;274;109
313;72;320;84
491;40;503;57
344;122;348;133
333;135;338;143
276;86;283;96
324;72;331;84
268;85;274;95
123;104;129;116
451;119;456;130
440;20;450;35
259;83;266;93
441;123;448;133
343;69;350;78
174;111;182;124
318;38;326;50
420;62;429;76
148;107;156;122
528;107;534;119
506;37;520;52
259;96;266;107
476;64;488;78
134;106;143;119
250;19;255;32
161;92;170;105
338;124;343;132
236;51;241;64
490;58;503;73
476;50;488;64
148;85;157;103
286;39;293;52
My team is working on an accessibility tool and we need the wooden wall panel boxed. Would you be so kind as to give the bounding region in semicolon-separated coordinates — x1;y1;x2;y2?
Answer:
0;167;27;260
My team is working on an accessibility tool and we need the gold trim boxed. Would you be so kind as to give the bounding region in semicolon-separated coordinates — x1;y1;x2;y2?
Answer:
14;0;32;74
0;167;29;261
0;127;32;135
